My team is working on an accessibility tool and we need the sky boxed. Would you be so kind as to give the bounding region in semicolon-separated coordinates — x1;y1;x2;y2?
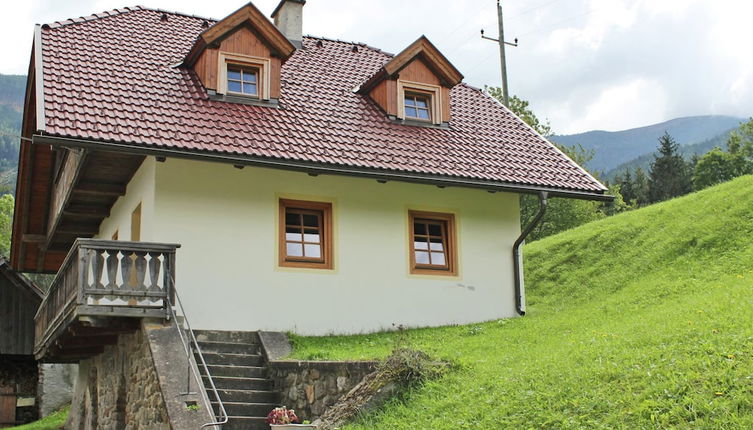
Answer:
1;0;751;134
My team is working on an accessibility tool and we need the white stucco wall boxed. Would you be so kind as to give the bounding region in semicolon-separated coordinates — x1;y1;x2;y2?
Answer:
102;156;522;335
96;157;156;241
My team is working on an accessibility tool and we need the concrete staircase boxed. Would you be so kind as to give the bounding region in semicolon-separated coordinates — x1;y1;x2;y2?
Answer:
194;330;279;430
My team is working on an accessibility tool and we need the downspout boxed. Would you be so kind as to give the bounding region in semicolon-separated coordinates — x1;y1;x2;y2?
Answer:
513;191;548;315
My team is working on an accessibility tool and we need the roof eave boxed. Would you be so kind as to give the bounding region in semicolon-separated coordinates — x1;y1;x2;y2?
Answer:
33;134;614;202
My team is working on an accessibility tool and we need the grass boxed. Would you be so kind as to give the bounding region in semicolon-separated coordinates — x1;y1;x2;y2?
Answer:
6;407;68;430
288;175;753;429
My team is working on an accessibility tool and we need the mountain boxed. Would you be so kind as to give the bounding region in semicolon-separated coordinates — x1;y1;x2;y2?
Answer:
605;127;736;180
0;74;27;193
287;175;753;429
550;115;745;175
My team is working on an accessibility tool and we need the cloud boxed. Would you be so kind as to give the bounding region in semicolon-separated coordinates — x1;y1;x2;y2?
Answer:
0;0;751;133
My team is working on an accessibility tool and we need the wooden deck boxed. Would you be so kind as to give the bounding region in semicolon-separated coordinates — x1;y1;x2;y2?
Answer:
34;239;179;361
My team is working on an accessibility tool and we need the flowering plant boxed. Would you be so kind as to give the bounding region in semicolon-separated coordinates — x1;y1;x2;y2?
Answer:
266;406;299;425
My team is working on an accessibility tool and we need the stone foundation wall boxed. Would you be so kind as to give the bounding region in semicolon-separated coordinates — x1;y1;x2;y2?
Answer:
268;360;378;420
38;363;77;417
66;329;169;430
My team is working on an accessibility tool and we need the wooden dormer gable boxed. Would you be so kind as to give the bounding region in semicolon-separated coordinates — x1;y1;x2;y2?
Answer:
360;36;463;125
184;2;296;102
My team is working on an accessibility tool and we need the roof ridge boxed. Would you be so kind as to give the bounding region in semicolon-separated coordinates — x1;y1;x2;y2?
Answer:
42;5;218;30
302;35;394;58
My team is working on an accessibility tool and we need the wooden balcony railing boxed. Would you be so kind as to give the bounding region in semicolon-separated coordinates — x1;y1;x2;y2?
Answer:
34;239;180;359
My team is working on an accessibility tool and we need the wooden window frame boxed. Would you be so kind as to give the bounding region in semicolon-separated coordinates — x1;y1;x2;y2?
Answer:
397;80;442;125
403;92;432;122
279;199;334;270
226;65;260;97
408;210;457;276
218;52;271;100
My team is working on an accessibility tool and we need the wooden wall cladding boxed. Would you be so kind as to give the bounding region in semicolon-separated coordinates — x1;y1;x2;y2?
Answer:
194;26;282;98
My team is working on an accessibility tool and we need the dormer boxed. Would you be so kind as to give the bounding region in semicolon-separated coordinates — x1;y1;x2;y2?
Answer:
359;36;463;126
183;2;297;105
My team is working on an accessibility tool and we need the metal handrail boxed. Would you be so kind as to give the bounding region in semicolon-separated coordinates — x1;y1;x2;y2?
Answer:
167;281;229;429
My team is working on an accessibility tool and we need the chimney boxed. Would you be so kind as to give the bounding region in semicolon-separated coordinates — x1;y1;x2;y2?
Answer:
271;0;305;48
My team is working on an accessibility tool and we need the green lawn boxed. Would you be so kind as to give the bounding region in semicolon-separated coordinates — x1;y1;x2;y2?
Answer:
6;407;68;430
289;175;753;429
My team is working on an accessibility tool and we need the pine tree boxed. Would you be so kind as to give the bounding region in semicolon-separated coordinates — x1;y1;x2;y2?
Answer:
648;132;692;203
618;169;636;205
633;167;650;206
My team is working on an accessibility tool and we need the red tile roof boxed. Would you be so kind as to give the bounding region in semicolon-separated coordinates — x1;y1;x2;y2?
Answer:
39;6;607;196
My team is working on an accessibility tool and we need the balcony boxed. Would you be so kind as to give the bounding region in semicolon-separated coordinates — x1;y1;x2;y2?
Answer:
34;239;179;361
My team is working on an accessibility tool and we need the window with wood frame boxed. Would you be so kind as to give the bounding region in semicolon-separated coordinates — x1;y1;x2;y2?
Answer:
409;211;457;276
279;199;333;269
404;92;432;121
218;52;272;100
227;65;259;97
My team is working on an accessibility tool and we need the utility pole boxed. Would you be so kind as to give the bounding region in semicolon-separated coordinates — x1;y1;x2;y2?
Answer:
481;0;518;107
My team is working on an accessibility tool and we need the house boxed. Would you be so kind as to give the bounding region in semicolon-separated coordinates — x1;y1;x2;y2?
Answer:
0;258;76;427
0;257;42;427
10;1;609;427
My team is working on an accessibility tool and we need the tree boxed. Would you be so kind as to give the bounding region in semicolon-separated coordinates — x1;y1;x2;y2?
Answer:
727;117;753;159
632;167;650;206
0;194;13;257
693;147;750;190
648;132;692;203
616;169;635;205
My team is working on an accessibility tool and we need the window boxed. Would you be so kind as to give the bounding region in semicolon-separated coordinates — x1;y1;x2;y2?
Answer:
404;93;431;121
397;80;442;125
227;66;259;97
409;211;457;276
131;204;141;242
218;52;271;100
279;199;333;269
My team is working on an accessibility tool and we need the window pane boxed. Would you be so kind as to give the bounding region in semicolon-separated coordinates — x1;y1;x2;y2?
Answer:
303;214;320;227
415;98;428;108
304;244;321;258
418;109;430;120
303;233;320;243
286;243;303;257
286;232;302;242
285;213;300;226
405;107;417;118
243;83;257;94
405;97;416;107
245;73;257;83
428;223;442;236
431;252;446;265
414;223;426;235
228;69;241;80
415;251;430;264
429;240;444;251
228;81;242;93
414;240;428;250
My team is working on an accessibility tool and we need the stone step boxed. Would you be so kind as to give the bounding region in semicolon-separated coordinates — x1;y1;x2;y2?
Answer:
212;401;278;417
193;330;261;345
196;340;261;355
202;364;267;378
213;388;280;404
221;416;270;430
197;351;265;367
204;375;273;391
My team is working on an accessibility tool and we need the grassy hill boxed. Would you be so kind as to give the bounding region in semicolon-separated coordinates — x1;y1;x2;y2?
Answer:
550;115;743;174
289;176;753;429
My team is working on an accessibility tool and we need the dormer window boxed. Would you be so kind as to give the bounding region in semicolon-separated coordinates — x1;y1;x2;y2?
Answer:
227;66;259;97
404;92;431;121
358;36;463;127
397;81;442;125
218;52;272;101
